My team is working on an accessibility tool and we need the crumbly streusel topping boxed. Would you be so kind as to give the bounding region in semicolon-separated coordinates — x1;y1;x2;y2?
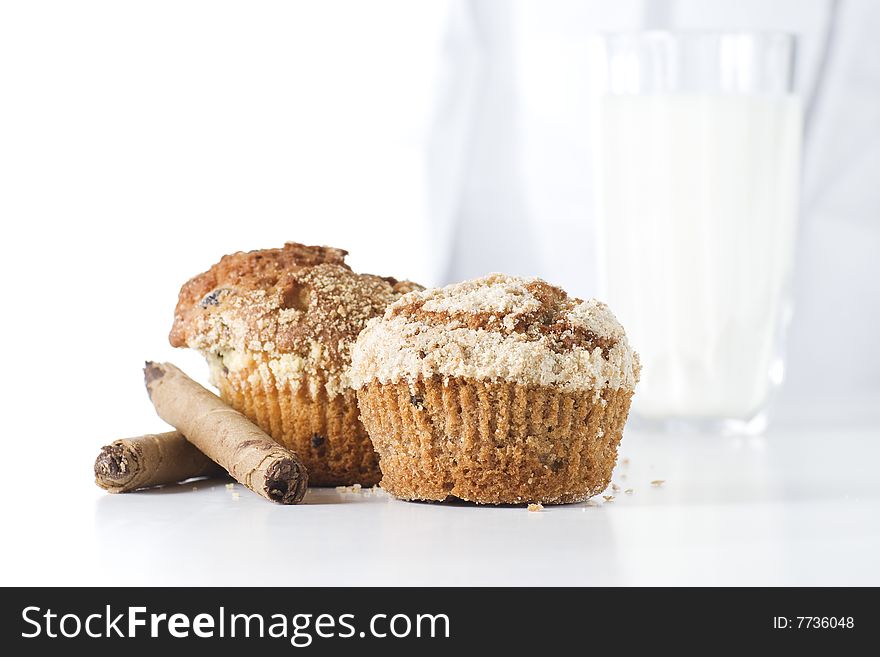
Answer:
169;242;420;397
349;273;640;393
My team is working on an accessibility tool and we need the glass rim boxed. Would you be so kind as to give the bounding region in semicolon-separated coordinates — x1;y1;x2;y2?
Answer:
592;29;796;43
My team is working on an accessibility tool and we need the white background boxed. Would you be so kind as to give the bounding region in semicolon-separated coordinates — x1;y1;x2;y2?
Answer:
0;0;878;586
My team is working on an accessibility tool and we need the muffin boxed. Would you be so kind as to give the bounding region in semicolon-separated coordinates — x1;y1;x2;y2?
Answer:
169;242;420;486
349;273;640;504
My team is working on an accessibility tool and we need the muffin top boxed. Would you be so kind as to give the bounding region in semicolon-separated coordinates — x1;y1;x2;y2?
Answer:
349;273;640;394
170;242;421;396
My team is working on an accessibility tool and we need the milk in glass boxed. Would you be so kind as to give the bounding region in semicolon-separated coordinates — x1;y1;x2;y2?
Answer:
594;94;802;420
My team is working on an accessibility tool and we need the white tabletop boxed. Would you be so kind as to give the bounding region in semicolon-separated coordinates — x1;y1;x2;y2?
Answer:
5;404;879;587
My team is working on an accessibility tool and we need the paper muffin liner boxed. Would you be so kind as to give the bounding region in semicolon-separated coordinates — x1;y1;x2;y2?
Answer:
356;376;633;504
211;356;380;486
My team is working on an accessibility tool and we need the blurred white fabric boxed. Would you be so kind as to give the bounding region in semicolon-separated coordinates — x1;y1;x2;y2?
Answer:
435;0;880;416
0;0;877;436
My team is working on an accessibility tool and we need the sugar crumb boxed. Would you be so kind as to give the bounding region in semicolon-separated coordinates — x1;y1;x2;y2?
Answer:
349;273;640;393
225;483;235;490
624;488;634;494
527;503;544;512
650;480;665;487
603;495;615;502
336;483;366;494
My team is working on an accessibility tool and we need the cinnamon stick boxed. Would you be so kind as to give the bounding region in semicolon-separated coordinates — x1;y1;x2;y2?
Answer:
95;431;224;493
143;361;308;504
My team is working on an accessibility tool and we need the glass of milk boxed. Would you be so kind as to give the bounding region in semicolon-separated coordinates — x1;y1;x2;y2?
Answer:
589;32;801;433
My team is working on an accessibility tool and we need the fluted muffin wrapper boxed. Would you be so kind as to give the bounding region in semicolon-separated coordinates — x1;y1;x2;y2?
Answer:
210;355;380;486
356;376;633;504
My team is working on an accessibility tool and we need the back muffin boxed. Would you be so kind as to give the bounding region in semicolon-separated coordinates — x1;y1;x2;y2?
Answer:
170;242;420;486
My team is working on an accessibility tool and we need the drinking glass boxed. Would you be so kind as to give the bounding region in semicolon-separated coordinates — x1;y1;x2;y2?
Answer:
589;32;801;433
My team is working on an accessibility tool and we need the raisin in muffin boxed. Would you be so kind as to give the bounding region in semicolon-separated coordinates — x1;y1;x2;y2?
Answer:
169;242;420;486
349;273;640;504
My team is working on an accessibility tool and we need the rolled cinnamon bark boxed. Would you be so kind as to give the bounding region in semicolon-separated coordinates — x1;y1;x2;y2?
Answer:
95;431;224;493
143;361;309;504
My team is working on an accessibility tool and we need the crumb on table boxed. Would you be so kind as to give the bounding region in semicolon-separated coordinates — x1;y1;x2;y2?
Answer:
527;503;544;512
336;483;366;494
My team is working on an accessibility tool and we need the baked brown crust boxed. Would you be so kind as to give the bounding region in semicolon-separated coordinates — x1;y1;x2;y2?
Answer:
357;377;632;504
170;243;416;386
170;243;348;348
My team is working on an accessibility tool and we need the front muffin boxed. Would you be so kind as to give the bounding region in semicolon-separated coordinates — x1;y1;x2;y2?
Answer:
169;242;419;486
349;273;640;504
